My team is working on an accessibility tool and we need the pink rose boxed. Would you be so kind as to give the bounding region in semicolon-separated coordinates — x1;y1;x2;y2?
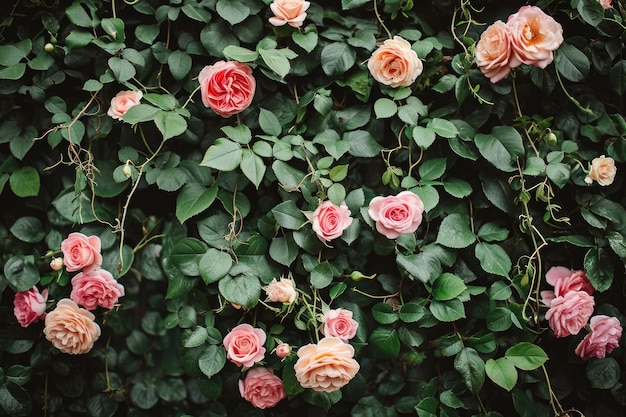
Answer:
368;36;423;88
598;0;612;9
585;155;617;186
107;90;142;120
475;21;513;83
266;277;297;304
367;191;425;239
544;290;595;338
61;232;102;272
275;343;291;358
268;0;310;28
507;6;563;69
198;61;256;118
540;266;594;307
322;308;359;342
13;286;48;327
223;323;267;367
311;200;353;242
238;367;286;409
43;299;101;355
575;315;622;360
70;269;125;310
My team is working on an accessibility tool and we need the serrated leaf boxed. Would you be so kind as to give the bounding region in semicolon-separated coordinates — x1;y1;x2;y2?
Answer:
200;138;242;171
475;242;512;278
436;213;475;249
486;358;518;391
175;183;218;223
504;342;548;371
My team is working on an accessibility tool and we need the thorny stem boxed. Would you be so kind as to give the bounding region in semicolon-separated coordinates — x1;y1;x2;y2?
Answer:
373;0;392;39
511;75;540;157
554;64;594;116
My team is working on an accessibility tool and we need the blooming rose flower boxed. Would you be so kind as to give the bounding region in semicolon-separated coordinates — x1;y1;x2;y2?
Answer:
475;21;513;83
238;367;286;409
585;155;617;186
70;269;125;310
268;0;310;28
13;286;48;327
540;266;594;307
311;200;353;242
294;337;360;392
368;36;423;88
43;299;101;354
575;315;622;360
322;308;359;342
198;61;256;118
223;323;267;367
367;191;425;239
61;232;102;272
598;0;612;9
266;277;297;304
275;343;291;358
544;290;595;338
507;6;563;69
107;90;142;120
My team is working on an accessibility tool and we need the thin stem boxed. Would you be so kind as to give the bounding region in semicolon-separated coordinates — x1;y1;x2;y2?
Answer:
373;0;392;39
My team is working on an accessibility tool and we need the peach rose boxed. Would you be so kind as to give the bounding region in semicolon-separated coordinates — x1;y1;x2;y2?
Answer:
198;61;256;118
107;90;142;120
223;323;267;367
540;266;594;307
598;0;612;9
322;308;359;342
368;36;423;88
294;337;360;392
61;232;102;272
13;286;48;327
275;343;291;358
507;6;563;69
311;200;353;242
43;299;101;354
575;315;622;360
238;367;286;409
367;191;425;239
544;290;595;338
70;269;125;310
475;21;513;83
266;277;297;304
585;155;617;186
268;0;310;28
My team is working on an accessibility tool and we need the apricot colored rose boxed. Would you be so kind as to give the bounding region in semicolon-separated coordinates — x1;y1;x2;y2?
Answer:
198;61;256;118
266;277;297;304
540;266;593;307
238;367;286;409
61;232;102;272
275;343;291;358
507;6;563;69
545;290;594;338
43;299;101;354
223;323;267;367
268;0;310;28
585;155;617;186
575;315;622;360
70;269;125;310
323;308;359;342
294;337;360;392
368;36;423;88
368;191;424;239
107;90;142;120
475;21;513;83
13;286;48;327
311;200;353;242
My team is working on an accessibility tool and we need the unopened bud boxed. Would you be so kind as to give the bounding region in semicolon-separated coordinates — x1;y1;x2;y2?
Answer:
44;43;55;52
350;271;376;281
50;257;64;271
275;343;291;358
545;131;557;146
122;163;132;178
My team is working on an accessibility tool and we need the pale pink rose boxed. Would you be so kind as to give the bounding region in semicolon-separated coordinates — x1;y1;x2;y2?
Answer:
70;269;125;310
545;290;595;338
294;337;360;392
323;308;359;342
198;61;256;118
585;155;617;186
238;367;286;409
266;277;297;304
598;0;612;9
50;257;64;271
541;266;594;307
61;232;102;272
275;343;291;358
107;90;142;120
475;21;513;83
575;315;622;360
223;323;267;367
268;0;310;28
43;299;101;354
507;6;564;69
368;36;423;88
311;200;353;242
368;191;425;239
13;286;48;327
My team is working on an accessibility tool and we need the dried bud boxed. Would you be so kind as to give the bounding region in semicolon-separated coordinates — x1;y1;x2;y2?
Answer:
50;257;64;271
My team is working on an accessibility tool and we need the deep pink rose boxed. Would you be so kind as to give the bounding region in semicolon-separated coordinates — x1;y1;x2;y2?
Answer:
575;315;623;360
238;367;286;409
223;323;267;367
540;266;594;307
545;290;595;338
311;200;353;242
268;0;310;28
507;6;563;69
107;90;142;120
198;61;256;118
368;191;424;239
70;269;125;310
323;308;359;342
61;232;102;272
13;286;48;327
475;20;513;83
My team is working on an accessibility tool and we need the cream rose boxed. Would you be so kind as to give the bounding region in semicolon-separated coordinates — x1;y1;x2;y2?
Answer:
507;5;563;69
43;299;101;354
61;232;102;272
198;61;256;118
70;268;125;310
367;191;425;239
322;308;359;342
238;367;286;409
311;200;353;242
13;286;48;327
475;20;513;83
268;0;310;28
585;155;617;186
368;36;423;88
223;323;267;367
107;90;142;120
266;277;297;304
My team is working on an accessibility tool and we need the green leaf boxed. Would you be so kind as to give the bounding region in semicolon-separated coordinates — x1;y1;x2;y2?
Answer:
477;222;509;242
176;183;218;224
343;130;383;158
475;242;512;278
154;111;187;140
170;237;208;276
198;345;227;379
269;236;298;266
556;43;590;82
122;104;160;123
399;302;425;323
374;98;398;118
223;45;259;62
182;326;209;348
215;0;249;25
412;126;437;149
87;393;117;417
200;138;242;171
430;299;466;322
454;347;485;393
10;216;44;243
415;397;438;417
432;273;467;301
240;149;266;189
292;26;318;53
488;281;513;301
546;163;570;188
321;42;356;76
0;383;31;416
342;0;370;9
259;48;290;78
310;261;333;289
9;167;40;197
475;134;517;172
142;94;177;111
486;358;518;391
199;249;232;284
436;213;475;249
584;247;614;292
313;129;350;160
419;158;447;181
372;303;399;324
505;342;548;371
108;57;136;82
486;307;513;331
168;50;192;81
259;108;282;136
0;64;26;80
218;274;261;308
427;118;458;138
4;255;39;292
0;40;31;66
587;358;620;389
368;327;400;359
101;17;125;42
271;200;307;229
